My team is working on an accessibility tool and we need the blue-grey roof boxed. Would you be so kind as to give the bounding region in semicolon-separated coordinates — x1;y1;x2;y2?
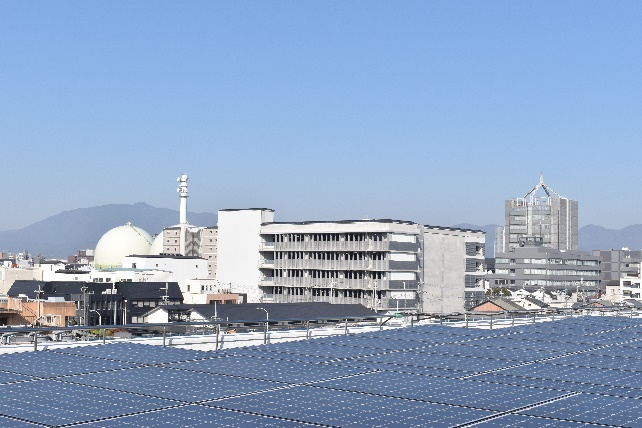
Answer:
7;280;110;299
523;295;549;307
117;282;182;300
7;280;182;302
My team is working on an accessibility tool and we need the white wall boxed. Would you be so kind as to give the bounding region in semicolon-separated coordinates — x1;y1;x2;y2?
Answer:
90;268;173;284
390;234;416;243
390;253;416;262
122;256;208;293
217;209;274;303
40;262;67;281
145;308;170;323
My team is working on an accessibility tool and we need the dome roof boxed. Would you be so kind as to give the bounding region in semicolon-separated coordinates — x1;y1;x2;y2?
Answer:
94;223;153;269
148;233;164;255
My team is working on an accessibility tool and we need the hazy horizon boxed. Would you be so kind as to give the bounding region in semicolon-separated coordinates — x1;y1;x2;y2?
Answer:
2;2;641;230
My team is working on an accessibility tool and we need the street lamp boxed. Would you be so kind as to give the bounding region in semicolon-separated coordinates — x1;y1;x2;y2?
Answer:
80;285;88;326
34;285;44;326
329;281;337;304
90;309;102;326
256;307;269;344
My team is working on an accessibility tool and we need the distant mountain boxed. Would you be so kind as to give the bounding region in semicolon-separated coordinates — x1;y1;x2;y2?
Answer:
0;203;217;258
578;224;642;252
453;223;642;255
2;207;641;260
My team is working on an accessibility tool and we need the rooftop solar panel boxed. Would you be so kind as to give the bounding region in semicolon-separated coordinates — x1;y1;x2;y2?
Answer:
518;393;642;427
0;351;135;378
49;342;213;364
469;414;595;427
0;372;37;385
210;385;497;427
0;316;640;426
316;371;568;411
68;366;282;402
169;356;373;384
79;404;316;427
0;416;45;427
0;380;176;425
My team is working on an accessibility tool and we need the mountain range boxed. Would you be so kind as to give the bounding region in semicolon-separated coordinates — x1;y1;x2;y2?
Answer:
0;203;217;258
1;203;641;258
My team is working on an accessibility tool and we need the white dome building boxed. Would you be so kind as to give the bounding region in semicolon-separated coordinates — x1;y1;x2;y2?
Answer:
148;233;164;256
94;222;153;269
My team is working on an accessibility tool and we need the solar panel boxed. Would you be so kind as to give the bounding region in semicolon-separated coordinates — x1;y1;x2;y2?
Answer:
468;414;591;427
169;356;372;384
518;393;642;427
49;342;214;364
209;385;497;427
316;371;568;411
0;380;176;425
68;366;281;402
0;316;640;426
0;415;46;427
0;351;135;378
80;405;316;427
0;372;37;385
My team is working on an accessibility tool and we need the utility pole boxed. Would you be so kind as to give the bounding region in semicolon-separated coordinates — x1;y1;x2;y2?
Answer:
34;285;44;326
80;285;88;326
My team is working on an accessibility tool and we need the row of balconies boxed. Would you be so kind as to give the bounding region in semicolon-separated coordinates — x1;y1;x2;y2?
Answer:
260;260;392;271
261;241;393;252
260;277;391;290
262;293;419;311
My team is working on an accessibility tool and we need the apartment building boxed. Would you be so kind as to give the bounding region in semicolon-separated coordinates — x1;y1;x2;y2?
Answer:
259;220;422;312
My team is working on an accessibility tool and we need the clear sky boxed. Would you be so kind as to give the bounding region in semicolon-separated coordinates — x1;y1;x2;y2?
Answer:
1;1;641;231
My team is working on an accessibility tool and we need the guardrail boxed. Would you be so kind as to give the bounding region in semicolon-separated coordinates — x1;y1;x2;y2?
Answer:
0;314;387;352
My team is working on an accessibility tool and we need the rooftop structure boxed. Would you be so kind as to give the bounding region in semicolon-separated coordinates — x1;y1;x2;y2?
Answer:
498;176;578;253
593;248;641;288
488;245;602;297
93;223;153;269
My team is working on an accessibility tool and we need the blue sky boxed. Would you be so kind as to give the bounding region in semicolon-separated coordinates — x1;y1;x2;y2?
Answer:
1;1;641;231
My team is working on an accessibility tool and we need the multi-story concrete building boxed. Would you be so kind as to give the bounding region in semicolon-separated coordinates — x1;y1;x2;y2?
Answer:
213;209;486;313
161;225;217;279
216;209;275;303
422;226;486;311
592;249;641;287
500;176;578;252
603;274;641;303
259;220;422;311
201;227;218;279
488;239;601;295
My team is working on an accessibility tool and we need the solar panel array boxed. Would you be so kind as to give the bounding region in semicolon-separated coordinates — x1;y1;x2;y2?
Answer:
0;317;640;427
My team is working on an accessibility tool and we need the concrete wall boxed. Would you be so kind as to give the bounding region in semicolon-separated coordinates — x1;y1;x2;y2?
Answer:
422;229;467;314
217;209;275;303
0;267;42;295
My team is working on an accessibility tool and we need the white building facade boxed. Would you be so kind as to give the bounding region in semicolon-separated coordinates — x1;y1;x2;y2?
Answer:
211;210;485;313
259;220;422;311
216;209;275;303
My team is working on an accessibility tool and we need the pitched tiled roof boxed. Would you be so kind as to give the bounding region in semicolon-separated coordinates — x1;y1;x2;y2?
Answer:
523;295;549;308
489;298;526;312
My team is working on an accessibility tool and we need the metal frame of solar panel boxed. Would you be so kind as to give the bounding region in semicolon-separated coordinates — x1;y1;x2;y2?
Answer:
0;317;639;427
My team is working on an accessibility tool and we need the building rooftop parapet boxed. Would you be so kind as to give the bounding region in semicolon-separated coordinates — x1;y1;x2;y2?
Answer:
262;218;417;227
